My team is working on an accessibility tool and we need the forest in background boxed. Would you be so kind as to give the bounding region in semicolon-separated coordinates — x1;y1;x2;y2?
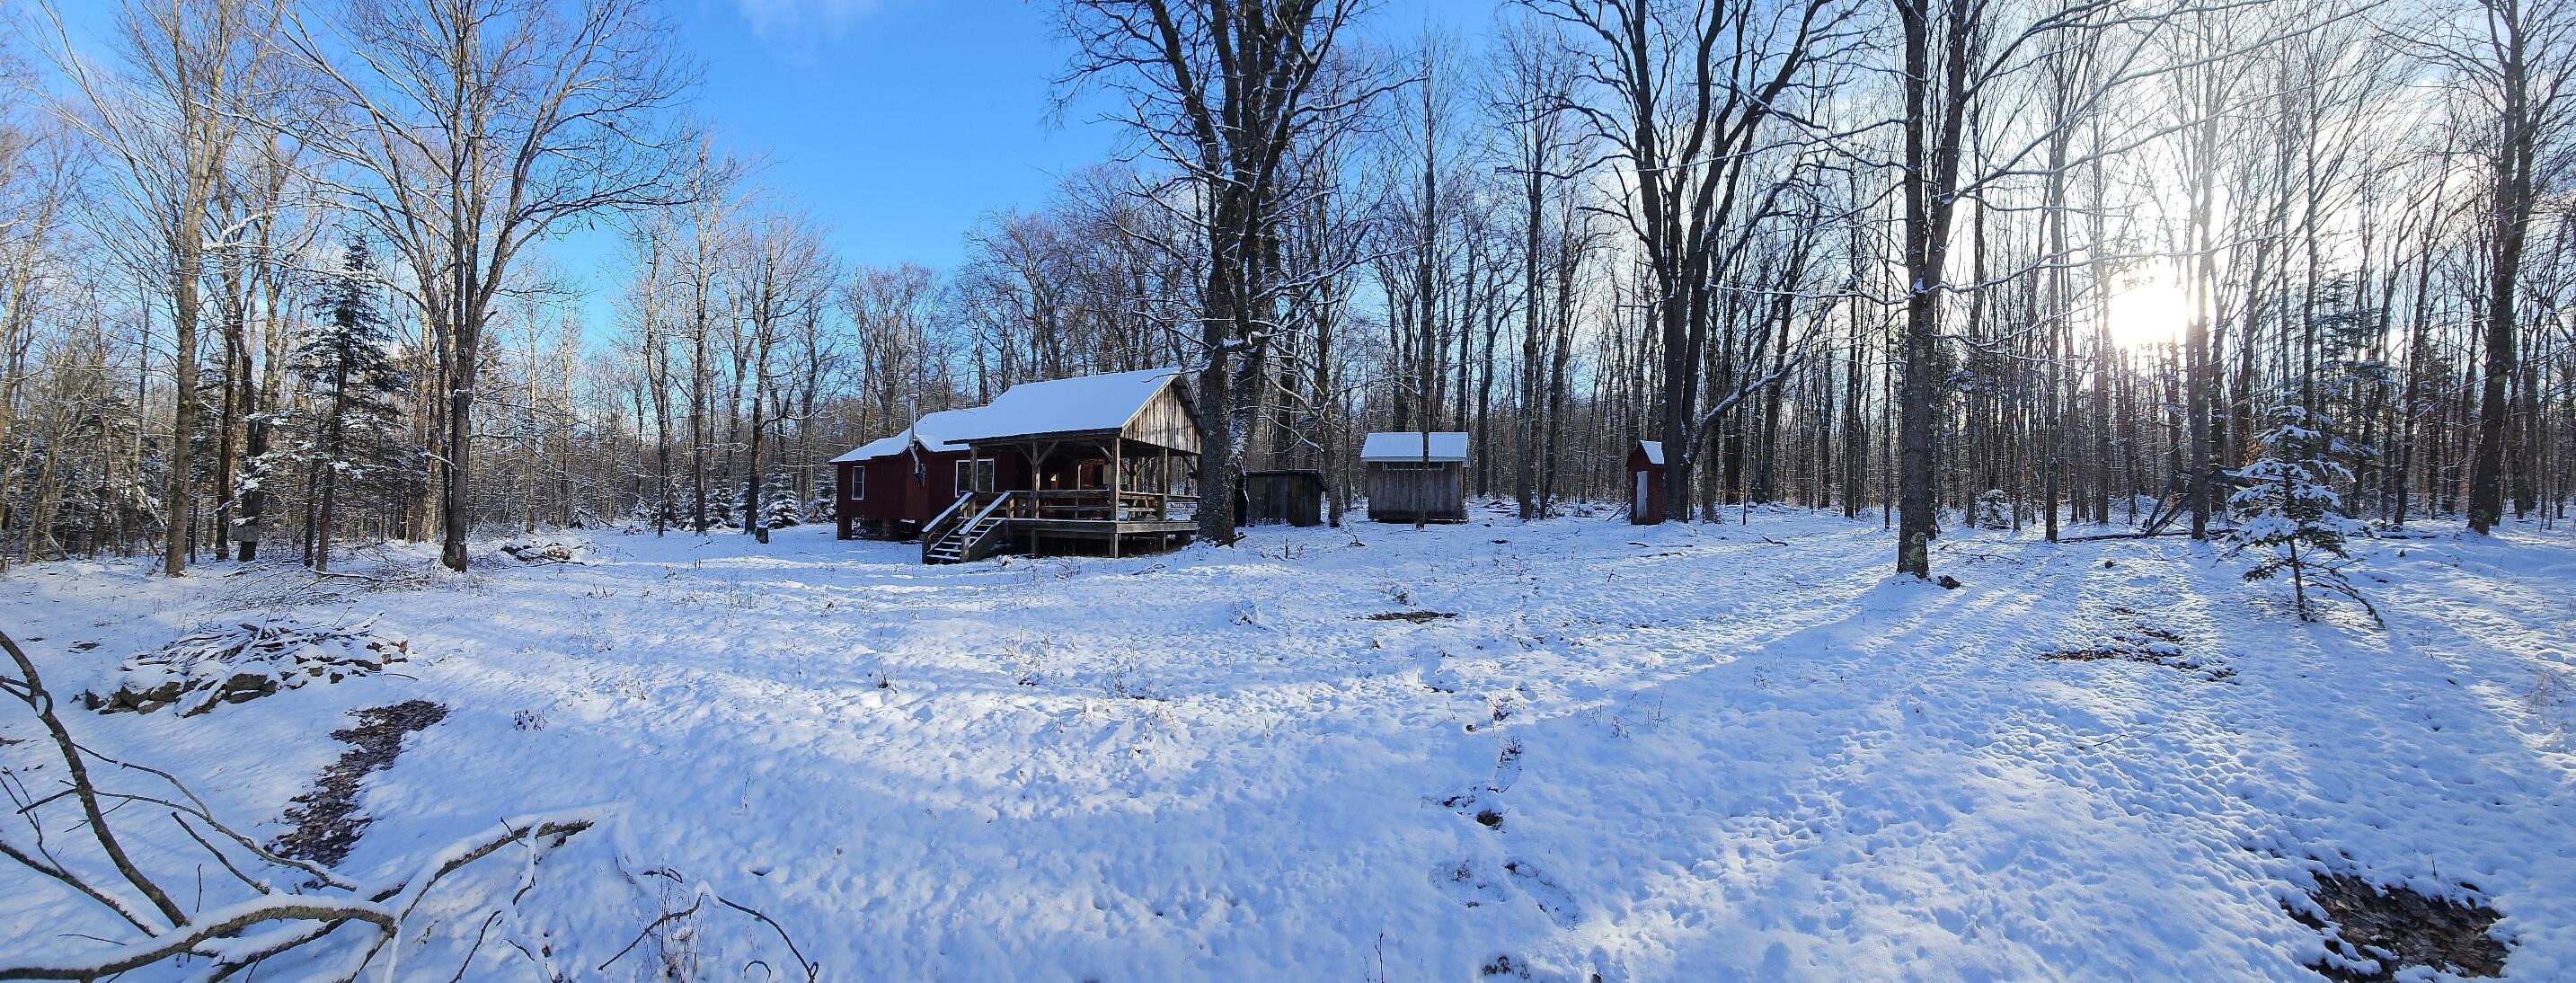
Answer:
0;0;2569;580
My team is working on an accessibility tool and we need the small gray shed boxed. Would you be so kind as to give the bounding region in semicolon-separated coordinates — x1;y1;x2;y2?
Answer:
1360;431;1467;524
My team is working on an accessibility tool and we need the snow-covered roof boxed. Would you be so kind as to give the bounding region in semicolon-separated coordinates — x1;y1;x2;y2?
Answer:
831;434;911;464
908;407;984;453
1638;440;1664;465
954;368;1184;441
829;406;987;464
1360;431;1468;463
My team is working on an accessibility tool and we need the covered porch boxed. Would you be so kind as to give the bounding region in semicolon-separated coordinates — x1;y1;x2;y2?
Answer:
921;436;1200;562
919;367;1205;564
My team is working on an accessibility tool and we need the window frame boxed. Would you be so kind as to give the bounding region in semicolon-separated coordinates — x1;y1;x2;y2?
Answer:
954;458;995;494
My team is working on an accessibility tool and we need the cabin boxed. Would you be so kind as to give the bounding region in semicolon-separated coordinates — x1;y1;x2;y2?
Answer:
1238;470;1325;527
1626;440;1667;524
831;407;999;541
917;368;1204;563
1359;431;1467;524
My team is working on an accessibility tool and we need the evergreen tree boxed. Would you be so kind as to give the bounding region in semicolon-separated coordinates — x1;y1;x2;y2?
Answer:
2223;404;2378;624
760;470;802;529
250;240;421;571
696;481;742;532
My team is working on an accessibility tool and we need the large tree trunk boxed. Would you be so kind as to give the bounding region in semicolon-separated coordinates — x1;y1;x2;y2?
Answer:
1897;286;1939;577
164;268;199;578
440;306;479;571
2469;112;2530;534
1195;263;1240;543
1893;0;1969;578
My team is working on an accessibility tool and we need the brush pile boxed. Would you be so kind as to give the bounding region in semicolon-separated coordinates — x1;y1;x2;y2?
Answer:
84;616;411;716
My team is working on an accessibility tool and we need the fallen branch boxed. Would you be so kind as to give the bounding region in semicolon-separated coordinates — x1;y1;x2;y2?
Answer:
635;866;822;982
2;627;606;981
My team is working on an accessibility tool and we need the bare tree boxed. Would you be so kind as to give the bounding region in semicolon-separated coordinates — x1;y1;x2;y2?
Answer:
288;0;691;570
2435;0;2576;532
737;211;833;543
1529;0;1856;525
1057;0;1377;543
45;0;283;576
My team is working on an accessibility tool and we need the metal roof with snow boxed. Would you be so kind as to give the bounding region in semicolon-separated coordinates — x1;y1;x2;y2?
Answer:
1637;440;1665;465
907;407;985;453
953;368;1188;443
831;434;911;464
1359;431;1468;463
830;406;987;463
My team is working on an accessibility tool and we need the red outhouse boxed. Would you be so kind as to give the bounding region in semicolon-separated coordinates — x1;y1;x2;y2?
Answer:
1626;440;1666;524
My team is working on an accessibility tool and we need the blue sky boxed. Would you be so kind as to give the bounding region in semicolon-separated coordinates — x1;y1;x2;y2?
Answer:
546;0;1491;318
669;0;1129;271
58;0;1492;318
669;0;1483;272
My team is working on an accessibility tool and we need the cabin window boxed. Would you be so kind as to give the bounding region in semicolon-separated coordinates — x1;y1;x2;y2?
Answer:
955;458;995;494
850;468;864;500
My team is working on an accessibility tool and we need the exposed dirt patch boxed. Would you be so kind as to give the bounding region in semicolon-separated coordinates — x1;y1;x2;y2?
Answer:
2041;608;2232;682
1366;611;1456;623
271;700;449;867
2292;872;2507;981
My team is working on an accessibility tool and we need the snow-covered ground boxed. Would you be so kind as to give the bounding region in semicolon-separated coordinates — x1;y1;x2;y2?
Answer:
4;508;2573;980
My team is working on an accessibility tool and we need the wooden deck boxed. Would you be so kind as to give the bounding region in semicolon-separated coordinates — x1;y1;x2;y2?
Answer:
922;490;1199;563
1003;518;1199;537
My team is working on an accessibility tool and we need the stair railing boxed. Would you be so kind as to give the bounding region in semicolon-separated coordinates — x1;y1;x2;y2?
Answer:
921;492;981;562
925;491;1014;563
960;492;1018;561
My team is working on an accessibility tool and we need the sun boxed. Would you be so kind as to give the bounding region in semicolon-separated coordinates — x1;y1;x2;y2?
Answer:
2102;265;2194;352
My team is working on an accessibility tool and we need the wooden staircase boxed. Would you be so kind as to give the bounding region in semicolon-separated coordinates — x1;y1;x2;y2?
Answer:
922;492;1014;564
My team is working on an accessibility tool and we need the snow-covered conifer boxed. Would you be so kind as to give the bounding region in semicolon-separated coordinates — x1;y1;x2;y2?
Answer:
2223;404;2377;624
247;239;423;570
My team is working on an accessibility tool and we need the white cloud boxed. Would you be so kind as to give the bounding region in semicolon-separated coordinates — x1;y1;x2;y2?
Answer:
731;0;896;51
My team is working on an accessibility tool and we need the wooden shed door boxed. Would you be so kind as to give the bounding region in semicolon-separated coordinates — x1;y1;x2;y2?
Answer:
1635;471;1649;512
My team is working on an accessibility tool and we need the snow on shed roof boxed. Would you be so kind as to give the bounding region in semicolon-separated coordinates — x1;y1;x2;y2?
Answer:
1360;431;1468;463
1638;440;1664;465
829;406;988;463
831;434;911;464
954;368;1184;441
908;407;985;453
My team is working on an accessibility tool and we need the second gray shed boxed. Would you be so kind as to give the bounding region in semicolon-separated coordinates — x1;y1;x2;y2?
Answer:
1238;469;1326;527
1359;431;1468;524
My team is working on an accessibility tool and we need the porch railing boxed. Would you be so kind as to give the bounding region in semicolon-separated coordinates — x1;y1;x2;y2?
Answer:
929;488;1204;533
1010;490;1200;521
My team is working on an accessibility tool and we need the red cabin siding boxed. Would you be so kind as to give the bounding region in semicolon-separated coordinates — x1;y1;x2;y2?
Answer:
837;446;1039;539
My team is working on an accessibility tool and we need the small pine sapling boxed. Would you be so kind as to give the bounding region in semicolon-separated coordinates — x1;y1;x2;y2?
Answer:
2223;404;2379;624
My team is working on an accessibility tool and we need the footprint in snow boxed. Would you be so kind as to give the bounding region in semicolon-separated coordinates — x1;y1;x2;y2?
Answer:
1434;790;1507;830
1505;860;1579;928
1434;858;1514;909
1490;738;1524;793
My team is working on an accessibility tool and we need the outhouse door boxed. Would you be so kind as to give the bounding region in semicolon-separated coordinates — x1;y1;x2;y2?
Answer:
1634;471;1649;514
